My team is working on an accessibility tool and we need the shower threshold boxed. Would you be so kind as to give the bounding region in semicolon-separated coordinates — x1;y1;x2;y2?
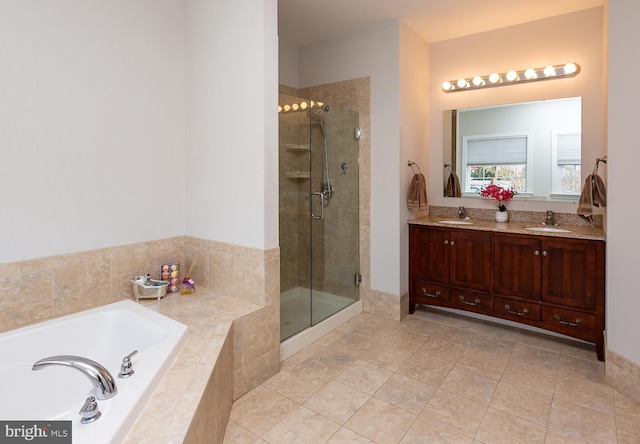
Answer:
280;287;362;360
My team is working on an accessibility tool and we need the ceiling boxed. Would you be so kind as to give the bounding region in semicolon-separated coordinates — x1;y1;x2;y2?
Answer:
278;0;604;47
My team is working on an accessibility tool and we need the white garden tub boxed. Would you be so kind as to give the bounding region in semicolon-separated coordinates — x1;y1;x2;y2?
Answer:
0;300;188;443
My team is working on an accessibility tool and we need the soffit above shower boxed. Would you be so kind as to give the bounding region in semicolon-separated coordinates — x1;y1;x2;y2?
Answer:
278;0;603;47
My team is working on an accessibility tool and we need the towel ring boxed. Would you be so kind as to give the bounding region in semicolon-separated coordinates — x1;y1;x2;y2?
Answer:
408;160;421;175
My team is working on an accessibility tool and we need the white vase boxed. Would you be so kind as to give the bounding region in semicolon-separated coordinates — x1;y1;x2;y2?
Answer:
495;210;509;223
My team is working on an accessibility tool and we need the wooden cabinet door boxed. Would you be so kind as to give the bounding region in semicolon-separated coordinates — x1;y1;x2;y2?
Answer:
409;225;449;285
541;238;598;310
449;230;492;292
493;234;542;301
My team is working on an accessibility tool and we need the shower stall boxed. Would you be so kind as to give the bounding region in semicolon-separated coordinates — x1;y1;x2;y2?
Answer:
279;93;360;342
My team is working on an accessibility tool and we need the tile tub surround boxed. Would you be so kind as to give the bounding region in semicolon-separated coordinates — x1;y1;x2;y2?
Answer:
126;288;278;443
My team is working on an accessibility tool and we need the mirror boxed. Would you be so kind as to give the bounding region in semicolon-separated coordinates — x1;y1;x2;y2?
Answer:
443;97;582;201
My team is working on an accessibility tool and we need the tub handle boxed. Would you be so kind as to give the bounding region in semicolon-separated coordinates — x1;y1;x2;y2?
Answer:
79;396;101;424
118;350;138;379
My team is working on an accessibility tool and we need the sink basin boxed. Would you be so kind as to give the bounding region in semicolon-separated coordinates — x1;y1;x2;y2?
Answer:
438;220;474;225
525;227;573;233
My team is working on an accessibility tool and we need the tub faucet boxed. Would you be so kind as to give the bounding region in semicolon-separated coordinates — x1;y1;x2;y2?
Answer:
32;355;118;400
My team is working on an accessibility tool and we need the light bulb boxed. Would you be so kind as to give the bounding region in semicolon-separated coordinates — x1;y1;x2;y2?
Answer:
300;102;308;110
278;106;283;113
292;103;299;111
489;73;501;84
564;62;577;74
524;68;537;80
506;71;518;82
283;104;291;112
442;81;453;91
457;78;469;88
317;102;324;108
544;65;556;77
472;76;485;86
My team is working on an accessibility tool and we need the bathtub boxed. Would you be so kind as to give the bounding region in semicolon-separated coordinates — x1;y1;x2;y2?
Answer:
0;300;188;443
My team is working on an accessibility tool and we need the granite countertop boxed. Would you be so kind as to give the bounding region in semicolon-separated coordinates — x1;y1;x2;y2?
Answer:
124;288;259;443
409;215;605;241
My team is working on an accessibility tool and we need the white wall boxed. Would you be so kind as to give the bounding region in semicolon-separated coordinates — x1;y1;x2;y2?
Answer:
399;24;430;295
0;1;186;263
298;22;403;295
606;1;640;365
429;8;604;214
185;0;279;249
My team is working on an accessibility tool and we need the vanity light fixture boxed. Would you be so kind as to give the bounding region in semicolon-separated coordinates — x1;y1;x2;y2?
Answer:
442;62;580;93
278;101;324;113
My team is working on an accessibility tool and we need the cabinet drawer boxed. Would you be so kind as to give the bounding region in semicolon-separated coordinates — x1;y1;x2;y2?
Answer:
413;281;450;306
541;306;596;341
494;297;541;321
449;288;492;314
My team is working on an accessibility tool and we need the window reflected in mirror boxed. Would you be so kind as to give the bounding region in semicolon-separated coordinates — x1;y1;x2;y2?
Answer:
443;97;581;201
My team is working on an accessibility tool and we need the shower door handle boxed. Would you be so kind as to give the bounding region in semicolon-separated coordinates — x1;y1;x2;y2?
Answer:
311;191;324;220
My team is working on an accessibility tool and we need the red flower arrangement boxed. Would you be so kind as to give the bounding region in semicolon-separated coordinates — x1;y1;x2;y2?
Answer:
479;184;516;212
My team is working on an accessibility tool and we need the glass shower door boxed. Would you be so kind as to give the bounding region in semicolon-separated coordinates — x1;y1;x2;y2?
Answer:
279;94;360;341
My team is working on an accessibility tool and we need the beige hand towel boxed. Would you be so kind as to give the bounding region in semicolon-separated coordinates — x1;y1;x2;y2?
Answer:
444;172;461;197
408;173;428;210
577;174;606;221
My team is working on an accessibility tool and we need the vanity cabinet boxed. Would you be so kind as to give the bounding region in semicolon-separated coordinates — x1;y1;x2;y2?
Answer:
409;226;492;314
409;224;605;360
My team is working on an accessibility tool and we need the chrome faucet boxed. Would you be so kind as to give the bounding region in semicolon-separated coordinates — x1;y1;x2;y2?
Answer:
32;355;118;400
544;210;556;226
458;206;466;218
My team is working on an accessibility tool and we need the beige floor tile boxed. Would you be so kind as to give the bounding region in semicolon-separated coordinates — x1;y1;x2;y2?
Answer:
299;347;356;379
335;359;394;395
327;427;375;443
553;373;614;415
419;389;488;437
304;380;371;425
511;342;560;370
222;420;266;443
468;332;516;359
501;359;558;397
548;398;617;443
516;330;570;354
614;389;640;420
489;381;552;426
544;428;590;443
398;315;443;337
378;327;428;352
475;407;546;444
353;339;415;371
456;347;508;379
263;405;341;443
229;386;298;436
397;352;454;387
412;337;466;366
261;363;333;403
558;339;597;361
373;373;436;414
344;397;416;444
280;342;326;371
615;410;640;444
476;320;523;342
428;323;477;346
440;366;498;404
557;354;605;383
400;417;473;444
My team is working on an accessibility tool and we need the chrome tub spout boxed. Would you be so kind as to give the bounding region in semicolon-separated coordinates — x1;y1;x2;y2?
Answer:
32;355;117;400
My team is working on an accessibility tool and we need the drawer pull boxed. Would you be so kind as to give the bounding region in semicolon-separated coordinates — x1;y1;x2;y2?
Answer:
504;304;530;316
459;295;481;306
534;250;540;256
421;288;441;298
554;314;582;327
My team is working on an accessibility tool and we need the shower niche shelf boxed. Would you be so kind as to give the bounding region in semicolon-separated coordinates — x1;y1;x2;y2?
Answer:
285;171;310;179
284;143;310;152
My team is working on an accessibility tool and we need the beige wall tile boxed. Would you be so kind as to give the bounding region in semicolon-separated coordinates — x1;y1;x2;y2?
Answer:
0;270;53;332
242;303;279;364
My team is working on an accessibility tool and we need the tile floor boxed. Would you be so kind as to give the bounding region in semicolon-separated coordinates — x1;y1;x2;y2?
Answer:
224;306;640;443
